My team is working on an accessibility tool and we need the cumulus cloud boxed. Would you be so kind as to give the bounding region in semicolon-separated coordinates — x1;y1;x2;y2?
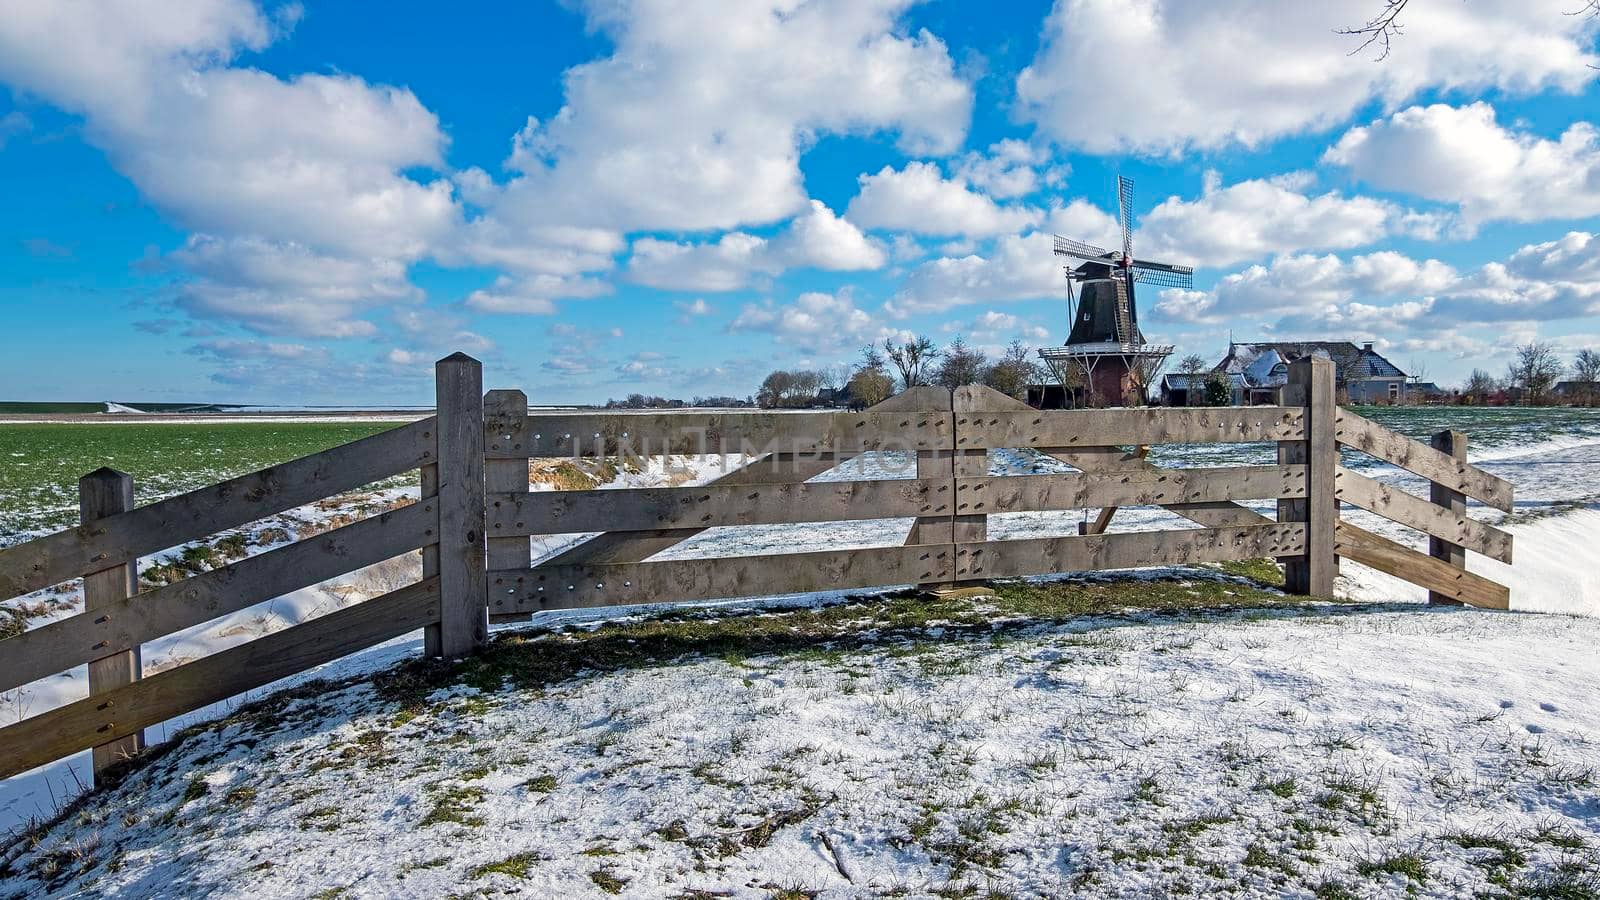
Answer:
887;232;1065;315
486;0;971;235
170;236;422;337
846;162;1041;238
1152;233;1600;340
624;201;884;291
944;310;1053;344
1016;0;1598;153
727;288;890;356
1136;172;1440;268
1324;102;1600;228
464;273;612;315
952;140;1062;200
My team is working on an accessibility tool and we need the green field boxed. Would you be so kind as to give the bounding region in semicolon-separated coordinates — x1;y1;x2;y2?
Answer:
0;421;406;544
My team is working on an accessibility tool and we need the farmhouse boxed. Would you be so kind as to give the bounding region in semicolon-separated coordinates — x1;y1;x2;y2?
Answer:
1163;341;1411;405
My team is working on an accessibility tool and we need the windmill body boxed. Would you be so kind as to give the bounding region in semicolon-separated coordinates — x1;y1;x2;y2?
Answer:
1038;177;1189;407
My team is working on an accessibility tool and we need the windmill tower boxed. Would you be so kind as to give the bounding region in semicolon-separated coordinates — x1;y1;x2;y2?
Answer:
1037;176;1190;407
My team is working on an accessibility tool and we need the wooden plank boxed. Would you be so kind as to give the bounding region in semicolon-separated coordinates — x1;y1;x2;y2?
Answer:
1430;430;1469;605
434;354;486;658
1285;357;1338;596
0;500;435;695
490;478;941;535
421;461;441;657
953;406;1304;451
0;417;436;603
1082;446;1149;535
953;523;1308;581
1334;522;1509;610
1335;465;1512;564
1334;411;1513;512
958;465;1308;514
79;468;142;779
0;578;441;781
487;410;953;458
485;391;532;624
536;452;851;568
489;544;955;614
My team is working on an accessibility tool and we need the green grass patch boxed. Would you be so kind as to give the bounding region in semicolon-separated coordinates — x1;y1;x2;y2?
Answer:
471;851;545;879
419;785;486;828
1356;852;1427;885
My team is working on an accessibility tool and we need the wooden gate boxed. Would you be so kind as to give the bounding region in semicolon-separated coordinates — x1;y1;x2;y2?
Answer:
0;353;1516;784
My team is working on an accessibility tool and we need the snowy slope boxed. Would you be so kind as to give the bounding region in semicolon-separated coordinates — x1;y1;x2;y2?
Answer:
2;593;1598;898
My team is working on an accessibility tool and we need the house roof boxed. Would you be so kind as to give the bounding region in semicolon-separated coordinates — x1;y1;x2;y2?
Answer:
1218;341;1407;381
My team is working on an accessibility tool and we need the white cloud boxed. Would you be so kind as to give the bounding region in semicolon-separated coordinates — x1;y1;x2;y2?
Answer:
887;232;1065;315
952;140;1062;199
485;0;971;234
727;288;890;356
625;201;884;291
945;310;1053;343
0;3;456;261
846;162;1041;238
171;236;421;338
773;200;886;270
626;233;776;292
464;273;612;315
1016;0;1598;154
1324;102;1600;228
1136;172;1427;268
1152;234;1600;337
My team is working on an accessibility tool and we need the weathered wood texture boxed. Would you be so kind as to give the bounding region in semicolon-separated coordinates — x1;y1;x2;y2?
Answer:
0;578;441;781
434;354;487;658
955;524;1308;581
491;544;956;614
1335;522;1508;609
491;478;941;535
1334;411;1513;512
960;466;1307;515
954;406;1304;450
484;391;532;623
1284;357;1338;596
536;453;852;569
0;500;435;695
0;417;436;603
1428;430;1470;605
485;410;953;458
420;461;442;657
78;469;143;779
1335;465;1512;564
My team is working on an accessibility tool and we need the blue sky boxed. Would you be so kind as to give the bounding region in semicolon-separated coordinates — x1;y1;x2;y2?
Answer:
1;0;1598;404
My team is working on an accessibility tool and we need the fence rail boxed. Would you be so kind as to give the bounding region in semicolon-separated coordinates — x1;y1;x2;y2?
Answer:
0;353;1517;784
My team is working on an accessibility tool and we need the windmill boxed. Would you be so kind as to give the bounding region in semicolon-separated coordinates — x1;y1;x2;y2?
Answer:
1037;176;1191;407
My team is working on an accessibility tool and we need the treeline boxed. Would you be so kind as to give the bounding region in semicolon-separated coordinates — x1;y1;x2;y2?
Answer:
755;336;1046;409
602;393;754;409
1458;343;1600;406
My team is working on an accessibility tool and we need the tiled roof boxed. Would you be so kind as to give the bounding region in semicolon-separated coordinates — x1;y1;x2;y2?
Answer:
1220;342;1407;381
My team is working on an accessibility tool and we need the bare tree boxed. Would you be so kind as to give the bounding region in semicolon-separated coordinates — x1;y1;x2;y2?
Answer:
847;367;893;408
934;336;988;388
1463;368;1499;405
1177;353;1208;375
1506;341;1564;405
884;335;940;390
983;340;1044;399
1574;348;1600;406
1342;0;1600;61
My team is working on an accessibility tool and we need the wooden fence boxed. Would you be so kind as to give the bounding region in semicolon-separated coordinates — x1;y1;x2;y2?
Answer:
0;353;1515;784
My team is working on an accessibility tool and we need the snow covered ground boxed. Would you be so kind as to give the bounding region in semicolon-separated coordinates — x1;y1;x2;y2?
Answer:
1;419;1598;896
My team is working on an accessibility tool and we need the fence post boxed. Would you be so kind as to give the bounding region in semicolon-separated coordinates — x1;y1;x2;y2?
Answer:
1281;356;1337;596
432;353;487;658
484;389;531;623
1428;429;1468;605
79;467;143;781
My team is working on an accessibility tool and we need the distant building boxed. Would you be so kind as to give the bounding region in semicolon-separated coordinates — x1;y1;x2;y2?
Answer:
1209;341;1411;405
1555;381;1599;398
1158;372;1210;407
